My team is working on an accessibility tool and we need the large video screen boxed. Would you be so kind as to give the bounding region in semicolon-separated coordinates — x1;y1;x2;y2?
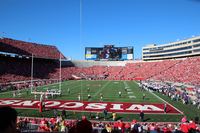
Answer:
85;45;133;60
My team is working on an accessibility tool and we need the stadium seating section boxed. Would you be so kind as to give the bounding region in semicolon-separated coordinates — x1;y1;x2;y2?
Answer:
1;38;200;132
1;56;200;87
0;38;65;59
17;116;200;133
1;38;200;87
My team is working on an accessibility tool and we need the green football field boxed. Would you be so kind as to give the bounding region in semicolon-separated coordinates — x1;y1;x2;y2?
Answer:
0;80;200;122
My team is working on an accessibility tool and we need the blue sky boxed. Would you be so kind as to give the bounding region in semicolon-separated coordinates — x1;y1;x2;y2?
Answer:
0;0;200;60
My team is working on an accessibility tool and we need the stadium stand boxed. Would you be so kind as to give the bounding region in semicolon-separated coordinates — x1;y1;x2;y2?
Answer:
2;57;200;88
151;57;200;86
16;116;200;133
0;56;59;82
1;37;200;88
1;38;200;132
0;37;66;91
68;58;200;86
0;37;65;59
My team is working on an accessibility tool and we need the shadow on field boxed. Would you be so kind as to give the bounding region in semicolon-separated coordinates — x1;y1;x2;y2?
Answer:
143;118;150;122
116;116;123;121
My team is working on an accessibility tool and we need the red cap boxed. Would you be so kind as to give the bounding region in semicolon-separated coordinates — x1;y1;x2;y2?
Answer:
82;115;86;120
132;119;137;123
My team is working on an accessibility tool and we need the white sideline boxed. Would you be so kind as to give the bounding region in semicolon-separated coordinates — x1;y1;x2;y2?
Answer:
150;91;184;115
134;81;183;115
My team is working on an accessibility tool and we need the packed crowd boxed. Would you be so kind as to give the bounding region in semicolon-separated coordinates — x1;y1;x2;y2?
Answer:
1;56;200;92
16;115;200;133
1;105;200;133
49;57;200;87
1;37;200;87
0;37;65;59
0;55;59;84
1;38;200;86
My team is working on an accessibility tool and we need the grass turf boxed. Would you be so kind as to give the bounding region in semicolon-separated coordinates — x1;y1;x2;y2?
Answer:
1;80;199;122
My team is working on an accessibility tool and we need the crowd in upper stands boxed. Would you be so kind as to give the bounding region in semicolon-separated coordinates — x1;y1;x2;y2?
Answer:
0;37;65;59
1;56;200;91
1;37;200;87
53;57;200;87
0;56;59;83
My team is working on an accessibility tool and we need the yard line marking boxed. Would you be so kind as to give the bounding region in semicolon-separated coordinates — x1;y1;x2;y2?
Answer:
124;81;137;98
129;96;136;98
92;81;110;99
123;81;129;88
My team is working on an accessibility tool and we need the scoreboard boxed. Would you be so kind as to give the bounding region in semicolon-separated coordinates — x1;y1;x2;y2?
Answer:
85;45;134;61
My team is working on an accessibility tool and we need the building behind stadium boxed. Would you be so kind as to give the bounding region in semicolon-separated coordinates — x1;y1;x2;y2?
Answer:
142;36;200;61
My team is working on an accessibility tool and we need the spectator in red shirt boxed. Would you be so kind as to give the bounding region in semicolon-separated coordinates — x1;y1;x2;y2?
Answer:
180;122;189;133
125;122;131;133
118;120;125;133
188;119;197;133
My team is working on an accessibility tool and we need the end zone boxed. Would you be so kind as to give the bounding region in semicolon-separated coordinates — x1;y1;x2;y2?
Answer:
0;98;181;114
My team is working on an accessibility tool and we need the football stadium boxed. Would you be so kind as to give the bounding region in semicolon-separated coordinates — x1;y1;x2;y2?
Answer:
1;0;200;132
0;36;200;132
